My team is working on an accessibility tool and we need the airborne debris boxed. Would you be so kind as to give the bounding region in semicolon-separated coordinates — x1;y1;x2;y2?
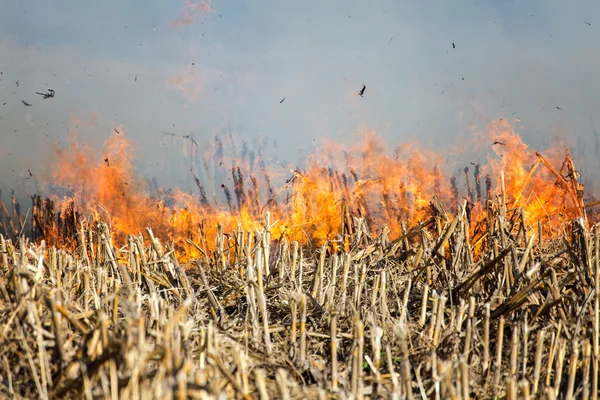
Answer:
25;169;33;179
280;97;285;103
388;36;394;44
134;73;138;81
452;42;456;48
15;81;19;87
584;21;592;26
492;141;506;146
21;100;31;106
35;89;55;99
162;132;200;152
114;128;121;135
556;106;562;110
105;158;110;167
358;84;366;97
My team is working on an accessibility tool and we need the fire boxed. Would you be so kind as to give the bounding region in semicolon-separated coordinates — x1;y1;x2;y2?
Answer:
485;119;584;234
37;119;589;262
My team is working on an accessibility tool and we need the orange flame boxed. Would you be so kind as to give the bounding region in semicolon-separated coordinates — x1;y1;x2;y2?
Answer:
484;119;583;234
43;119;588;262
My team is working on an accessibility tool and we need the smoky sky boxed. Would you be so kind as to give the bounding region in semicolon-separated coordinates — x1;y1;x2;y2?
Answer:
1;0;600;198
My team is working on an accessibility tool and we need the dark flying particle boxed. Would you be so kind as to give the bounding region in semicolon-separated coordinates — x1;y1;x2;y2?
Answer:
15;81;19;87
556;106;561;110
35;89;55;99
114;128;120;134
492;141;506;146
388;37;394;44
584;21;592;26
105;158;110;167
25;169;33;179
358;84;366;97
280;97;285;103
452;42;456;49
134;73;138;81
21;100;31;106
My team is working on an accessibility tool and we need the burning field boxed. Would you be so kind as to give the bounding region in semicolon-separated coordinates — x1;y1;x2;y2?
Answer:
1;118;600;399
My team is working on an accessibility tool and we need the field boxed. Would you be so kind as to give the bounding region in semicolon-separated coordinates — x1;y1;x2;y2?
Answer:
1;191;599;399
0;126;599;399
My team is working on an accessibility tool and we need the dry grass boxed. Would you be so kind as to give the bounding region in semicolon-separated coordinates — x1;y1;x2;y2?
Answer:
0;196;598;399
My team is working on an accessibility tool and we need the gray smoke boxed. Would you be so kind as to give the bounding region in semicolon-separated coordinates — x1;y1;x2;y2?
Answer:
1;0;600;205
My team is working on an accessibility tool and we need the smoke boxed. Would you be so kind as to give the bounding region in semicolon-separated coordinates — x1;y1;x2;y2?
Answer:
171;1;213;28
1;0;600;204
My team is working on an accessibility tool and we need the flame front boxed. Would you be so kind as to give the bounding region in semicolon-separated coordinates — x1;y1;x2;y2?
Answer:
485;119;584;235
41;119;588;261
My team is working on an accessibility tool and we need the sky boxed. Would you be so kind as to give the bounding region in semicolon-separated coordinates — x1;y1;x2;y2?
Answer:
1;0;600;199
